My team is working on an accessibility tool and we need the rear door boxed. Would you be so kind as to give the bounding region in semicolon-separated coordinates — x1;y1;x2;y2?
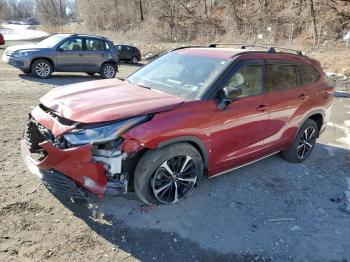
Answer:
264;61;310;149
55;37;85;72
83;38;109;73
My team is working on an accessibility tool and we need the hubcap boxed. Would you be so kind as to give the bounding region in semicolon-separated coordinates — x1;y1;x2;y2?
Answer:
151;155;198;204
297;126;316;159
132;57;137;64
35;62;50;77
103;65;115;78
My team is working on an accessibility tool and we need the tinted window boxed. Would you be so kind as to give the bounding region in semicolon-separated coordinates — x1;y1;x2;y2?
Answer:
300;63;320;85
86;39;105;51
59;38;82;51
266;64;298;91
224;65;263;97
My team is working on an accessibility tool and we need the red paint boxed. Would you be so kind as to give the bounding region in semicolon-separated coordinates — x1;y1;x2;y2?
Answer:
0;33;4;45
40;78;184;123
22;48;334;197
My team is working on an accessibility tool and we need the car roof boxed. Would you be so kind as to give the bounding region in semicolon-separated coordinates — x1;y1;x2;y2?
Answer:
172;46;313;64
58;33;107;40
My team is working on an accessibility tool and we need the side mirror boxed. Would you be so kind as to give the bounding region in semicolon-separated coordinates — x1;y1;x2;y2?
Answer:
217;86;242;110
57;47;64;52
223;86;242;99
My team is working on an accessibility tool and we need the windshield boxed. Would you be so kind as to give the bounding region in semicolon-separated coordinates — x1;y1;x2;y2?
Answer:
127;52;229;99
37;34;68;48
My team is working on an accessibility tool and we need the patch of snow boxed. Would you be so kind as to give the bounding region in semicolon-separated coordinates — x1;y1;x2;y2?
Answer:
0;23;50;41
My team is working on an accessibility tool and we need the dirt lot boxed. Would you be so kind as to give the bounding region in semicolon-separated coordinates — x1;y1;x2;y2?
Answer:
0;41;350;262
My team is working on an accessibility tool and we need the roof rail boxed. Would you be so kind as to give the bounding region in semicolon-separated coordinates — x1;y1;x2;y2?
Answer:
209;43;303;56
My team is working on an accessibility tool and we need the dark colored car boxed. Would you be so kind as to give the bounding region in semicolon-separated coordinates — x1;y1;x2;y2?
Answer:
0;33;5;45
2;34;118;78
115;44;141;64
22;45;334;205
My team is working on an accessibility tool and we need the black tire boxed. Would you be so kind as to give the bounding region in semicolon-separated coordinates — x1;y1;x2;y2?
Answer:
31;59;53;78
100;63;117;79
131;56;138;64
134;143;204;205
281;119;318;163
86;72;95;76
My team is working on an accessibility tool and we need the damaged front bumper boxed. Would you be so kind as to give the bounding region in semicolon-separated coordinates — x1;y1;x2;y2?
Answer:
21;106;137;200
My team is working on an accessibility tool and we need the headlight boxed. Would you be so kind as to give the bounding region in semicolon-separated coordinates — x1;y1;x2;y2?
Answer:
64;115;148;146
13;51;29;58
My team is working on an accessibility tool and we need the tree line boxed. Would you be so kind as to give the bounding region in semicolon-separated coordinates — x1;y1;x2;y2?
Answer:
1;0;349;45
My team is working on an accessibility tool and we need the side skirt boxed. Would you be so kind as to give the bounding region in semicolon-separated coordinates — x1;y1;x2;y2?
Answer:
209;151;280;178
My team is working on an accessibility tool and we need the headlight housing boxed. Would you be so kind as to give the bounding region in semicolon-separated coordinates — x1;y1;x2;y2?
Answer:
13;51;29;58
64;115;148;146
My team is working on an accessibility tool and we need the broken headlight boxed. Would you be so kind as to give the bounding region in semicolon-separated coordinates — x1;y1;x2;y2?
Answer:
64;115;148;146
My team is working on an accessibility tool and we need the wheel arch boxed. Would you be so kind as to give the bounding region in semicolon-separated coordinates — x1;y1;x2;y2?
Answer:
297;110;325;138
30;57;55;72
156;136;209;169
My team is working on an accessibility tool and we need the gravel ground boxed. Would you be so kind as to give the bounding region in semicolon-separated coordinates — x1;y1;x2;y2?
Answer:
0;42;349;262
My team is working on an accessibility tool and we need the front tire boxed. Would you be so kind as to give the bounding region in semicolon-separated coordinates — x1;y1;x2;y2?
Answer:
281;119;318;163
134;143;204;205
31;59;53;78
100;63;117;79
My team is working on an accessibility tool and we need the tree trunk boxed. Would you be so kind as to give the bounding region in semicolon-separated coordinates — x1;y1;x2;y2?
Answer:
308;0;318;45
139;0;144;21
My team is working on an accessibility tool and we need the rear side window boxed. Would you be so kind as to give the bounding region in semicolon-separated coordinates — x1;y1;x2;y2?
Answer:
300;63;320;85
266;64;298;91
86;39;105;51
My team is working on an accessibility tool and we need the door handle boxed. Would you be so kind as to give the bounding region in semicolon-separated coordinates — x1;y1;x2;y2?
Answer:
299;94;308;100
256;104;269;112
79;53;83;57
101;54;105;57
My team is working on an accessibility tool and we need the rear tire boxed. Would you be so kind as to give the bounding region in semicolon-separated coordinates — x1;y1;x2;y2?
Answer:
31;59;53;78
131;56;138;64
134;143;203;205
100;63;117;79
281;119;318;163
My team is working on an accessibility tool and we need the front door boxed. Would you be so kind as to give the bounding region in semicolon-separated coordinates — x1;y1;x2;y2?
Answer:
208;60;271;175
55;37;85;72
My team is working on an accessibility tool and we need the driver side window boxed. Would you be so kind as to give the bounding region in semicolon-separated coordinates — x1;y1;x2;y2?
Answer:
223;65;263;98
59;38;82;51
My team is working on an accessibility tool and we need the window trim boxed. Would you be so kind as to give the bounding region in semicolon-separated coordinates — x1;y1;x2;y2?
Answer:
264;60;303;93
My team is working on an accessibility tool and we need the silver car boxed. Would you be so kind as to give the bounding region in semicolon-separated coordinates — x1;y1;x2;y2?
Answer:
2;34;119;79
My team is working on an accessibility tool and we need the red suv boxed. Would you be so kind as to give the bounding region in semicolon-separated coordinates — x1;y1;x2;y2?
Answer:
22;45;334;204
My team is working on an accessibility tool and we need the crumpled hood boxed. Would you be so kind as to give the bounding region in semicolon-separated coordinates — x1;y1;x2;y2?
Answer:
40;79;185;123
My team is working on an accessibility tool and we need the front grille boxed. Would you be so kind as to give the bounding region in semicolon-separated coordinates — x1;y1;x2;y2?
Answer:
24;119;66;160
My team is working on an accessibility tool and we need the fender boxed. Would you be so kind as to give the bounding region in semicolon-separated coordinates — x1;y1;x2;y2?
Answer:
296;108;325;138
157;135;209;167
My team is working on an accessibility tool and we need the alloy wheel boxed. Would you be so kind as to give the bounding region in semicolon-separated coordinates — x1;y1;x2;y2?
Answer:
35;62;50;77
151;155;198;204
103;65;115;78
297;126;316;159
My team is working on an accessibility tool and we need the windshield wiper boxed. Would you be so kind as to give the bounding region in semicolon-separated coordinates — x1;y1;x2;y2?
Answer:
137;84;152;90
